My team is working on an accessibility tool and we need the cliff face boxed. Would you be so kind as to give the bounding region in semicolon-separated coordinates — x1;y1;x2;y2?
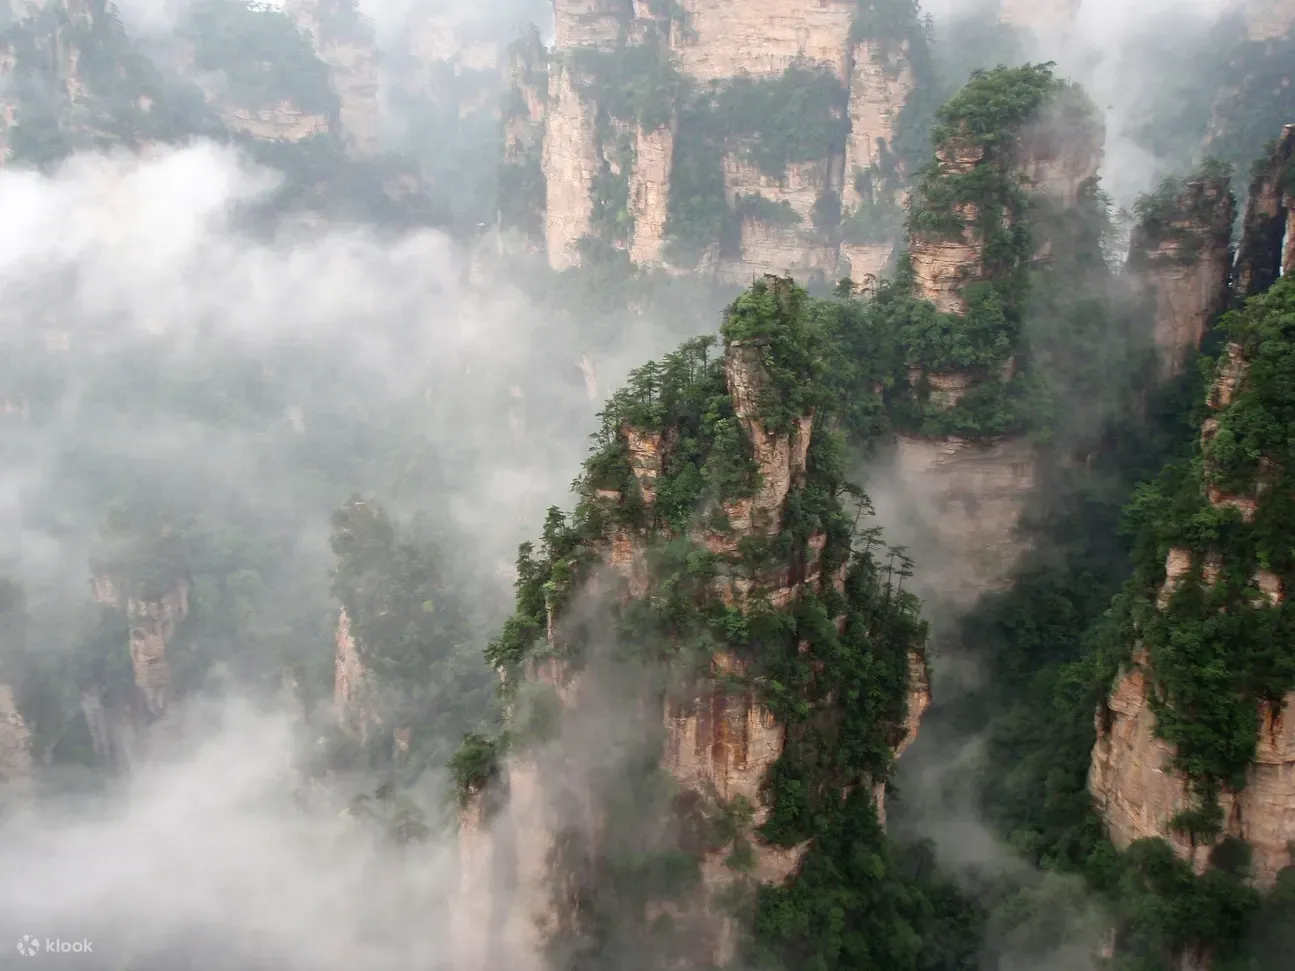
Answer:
286;0;382;156
541;63;599;270
1090;380;1293;891
532;0;921;275
717;157;840;284
671;0;855;82
1241;0;1295;40
1091;147;1295;892
1234;124;1295;298
1127;175;1236;377
997;0;1081;27
628;122;674;264
895;85;1103;606
840;38;914;283
90;572;189;718
463;282;930;969
0;684;32;787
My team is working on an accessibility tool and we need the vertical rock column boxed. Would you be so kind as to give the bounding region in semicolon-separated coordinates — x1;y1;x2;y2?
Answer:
541;63;600;270
1125;174;1235;378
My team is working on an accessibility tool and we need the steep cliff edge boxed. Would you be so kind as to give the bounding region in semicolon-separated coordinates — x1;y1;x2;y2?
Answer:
525;0;929;275
89;571;190;718
1234;124;1295;297
1090;258;1295;890
893;66;1104;606
460;277;931;969
1127;168;1236;377
284;0;382;155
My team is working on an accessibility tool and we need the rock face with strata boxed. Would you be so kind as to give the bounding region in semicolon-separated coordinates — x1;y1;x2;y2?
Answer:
91;572;189;718
628;123;674;264
283;0;381;154
1127;175;1235;377
671;0;855;82
840;39;914;283
1240;0;1295;40
997;0;1081;27
1090;269;1294;891
0;684;32;787
718;157;841;284
542;64;599;270
462;309;929;969
1234;124;1295;299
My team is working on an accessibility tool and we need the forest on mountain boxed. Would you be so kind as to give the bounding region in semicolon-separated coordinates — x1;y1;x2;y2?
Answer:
0;1;1293;970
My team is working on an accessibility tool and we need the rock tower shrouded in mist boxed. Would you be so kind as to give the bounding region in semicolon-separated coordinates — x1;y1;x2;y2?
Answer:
886;65;1104;606
452;277;930;971
504;0;927;282
1090;126;1295;897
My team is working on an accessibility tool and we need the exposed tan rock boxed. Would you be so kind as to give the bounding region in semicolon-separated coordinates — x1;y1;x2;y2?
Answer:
840;241;896;285
624;427;665;505
1234;125;1295;299
629;123;674;265
1016;110;1105;210
1127;176;1235;377
909;140;986;313
671;0;854;81
1091;648;1295;889
216;101;331;142
842;39;913;210
553;0;629;50
717;157;839;283
284;0;381;155
542;65;599;269
92;573;188;718
334;607;370;734
889;435;1037;607
998;0;1081;27
127;582;188;717
451;791;499;971
1241;0;1295;40
0;684;31;787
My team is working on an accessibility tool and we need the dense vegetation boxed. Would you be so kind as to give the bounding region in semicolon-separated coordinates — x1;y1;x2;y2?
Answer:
478;276;980;970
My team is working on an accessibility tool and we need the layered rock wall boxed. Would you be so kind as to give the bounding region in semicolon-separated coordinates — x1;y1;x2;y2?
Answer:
1234;124;1295;298
1241;0;1295;40
670;0;856;82
718;157;840;283
840;39;914;283
628;123;674;264
0;684;32;786
284;0;382;154
91;573;189;718
542;64;599;269
1127;176;1235;376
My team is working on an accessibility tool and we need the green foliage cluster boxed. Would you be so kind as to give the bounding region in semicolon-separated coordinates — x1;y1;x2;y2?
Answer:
180;0;338;115
568;43;685;132
734;193;802;230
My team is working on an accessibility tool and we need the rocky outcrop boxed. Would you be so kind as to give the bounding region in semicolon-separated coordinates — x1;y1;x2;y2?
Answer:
629;123;674;264
887;435;1037;607
839;38;914;283
909;139;987;314
0;684;32;787
285;0;381;155
211;99;331;143
1240;0;1295;40
1127;175;1235;377
718;158;839;283
670;0;855;82
334;607;371;736
91;573;189;718
1091;282;1294;890
1234;125;1295;299
1090;599;1295;889
542;64;599;269
553;0;631;51
998;0;1081;27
